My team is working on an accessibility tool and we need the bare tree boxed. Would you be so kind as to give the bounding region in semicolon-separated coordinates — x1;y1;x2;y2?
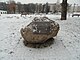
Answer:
45;2;49;14
17;2;22;13
8;1;16;14
61;0;67;20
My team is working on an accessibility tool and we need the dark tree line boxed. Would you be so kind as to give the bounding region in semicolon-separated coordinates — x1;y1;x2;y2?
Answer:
7;2;49;14
0;1;50;14
0;2;7;11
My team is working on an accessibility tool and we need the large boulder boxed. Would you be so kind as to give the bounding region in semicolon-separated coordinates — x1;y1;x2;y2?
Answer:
20;17;59;43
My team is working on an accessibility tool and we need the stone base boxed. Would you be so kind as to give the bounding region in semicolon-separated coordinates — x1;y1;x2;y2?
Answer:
23;38;54;48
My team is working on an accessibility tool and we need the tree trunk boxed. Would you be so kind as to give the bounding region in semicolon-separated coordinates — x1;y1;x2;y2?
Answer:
61;0;67;20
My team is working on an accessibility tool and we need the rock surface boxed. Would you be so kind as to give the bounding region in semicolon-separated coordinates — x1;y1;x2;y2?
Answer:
20;17;59;43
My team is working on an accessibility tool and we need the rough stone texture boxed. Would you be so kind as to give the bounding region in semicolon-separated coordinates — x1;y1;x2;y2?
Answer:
23;38;54;48
20;17;59;43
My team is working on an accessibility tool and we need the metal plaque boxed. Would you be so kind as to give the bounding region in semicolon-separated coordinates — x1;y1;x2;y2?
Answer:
32;22;51;34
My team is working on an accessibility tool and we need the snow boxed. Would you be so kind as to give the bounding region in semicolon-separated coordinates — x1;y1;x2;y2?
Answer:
0;14;80;60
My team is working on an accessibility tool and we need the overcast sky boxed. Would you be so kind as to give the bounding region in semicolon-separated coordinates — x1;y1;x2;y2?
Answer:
0;0;80;6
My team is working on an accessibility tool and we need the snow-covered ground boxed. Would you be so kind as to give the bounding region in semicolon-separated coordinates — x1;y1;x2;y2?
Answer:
0;14;80;60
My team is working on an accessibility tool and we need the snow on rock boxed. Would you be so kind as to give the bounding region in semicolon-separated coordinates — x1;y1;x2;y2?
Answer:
0;14;80;60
